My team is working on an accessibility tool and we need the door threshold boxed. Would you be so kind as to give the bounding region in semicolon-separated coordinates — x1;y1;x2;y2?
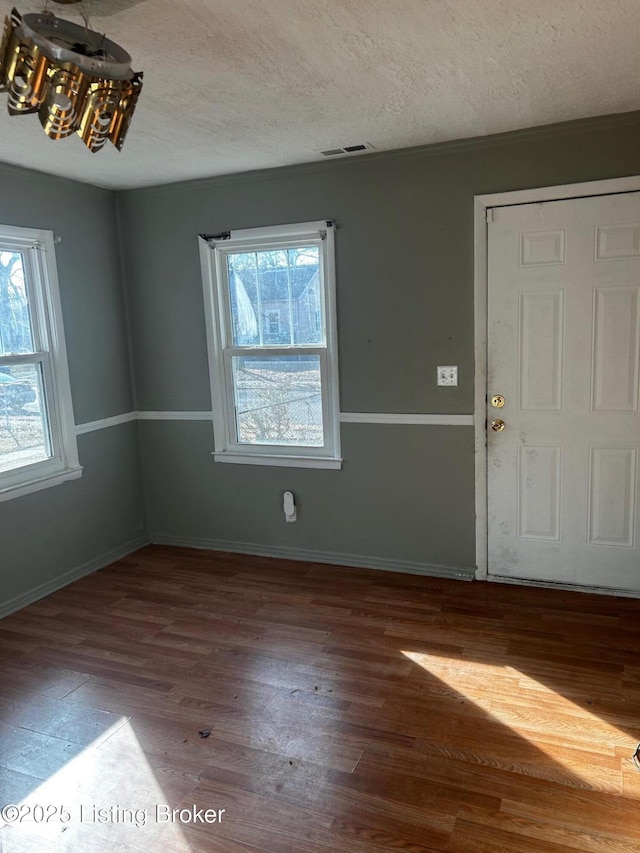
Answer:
487;573;640;600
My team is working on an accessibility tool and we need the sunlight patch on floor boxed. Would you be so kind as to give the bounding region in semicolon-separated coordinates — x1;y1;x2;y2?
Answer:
402;650;637;792
3;718;193;851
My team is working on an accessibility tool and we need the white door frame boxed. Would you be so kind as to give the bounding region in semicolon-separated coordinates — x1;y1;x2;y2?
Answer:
474;175;640;582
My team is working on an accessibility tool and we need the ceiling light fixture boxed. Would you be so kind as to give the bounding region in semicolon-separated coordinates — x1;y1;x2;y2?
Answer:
0;1;142;152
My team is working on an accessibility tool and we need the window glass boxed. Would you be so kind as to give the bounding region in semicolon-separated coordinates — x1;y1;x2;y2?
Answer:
228;246;322;347
0;363;50;473
0;250;34;354
231;354;323;446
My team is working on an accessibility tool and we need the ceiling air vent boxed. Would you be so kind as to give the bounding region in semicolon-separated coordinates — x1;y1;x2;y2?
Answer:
320;143;375;157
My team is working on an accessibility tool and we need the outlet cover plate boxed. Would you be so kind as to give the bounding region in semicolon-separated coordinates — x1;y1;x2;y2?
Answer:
437;365;458;386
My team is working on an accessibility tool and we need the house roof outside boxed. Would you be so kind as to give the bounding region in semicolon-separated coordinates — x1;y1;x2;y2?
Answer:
232;265;319;306
230;264;320;345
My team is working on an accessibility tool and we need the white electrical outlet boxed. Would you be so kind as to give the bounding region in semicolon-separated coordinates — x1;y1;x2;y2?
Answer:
437;365;458;386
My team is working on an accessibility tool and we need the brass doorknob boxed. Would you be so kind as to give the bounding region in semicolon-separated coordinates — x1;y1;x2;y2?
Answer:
491;419;505;432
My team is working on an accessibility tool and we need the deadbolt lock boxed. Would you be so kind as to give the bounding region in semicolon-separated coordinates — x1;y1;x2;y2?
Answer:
491;418;506;432
491;395;505;408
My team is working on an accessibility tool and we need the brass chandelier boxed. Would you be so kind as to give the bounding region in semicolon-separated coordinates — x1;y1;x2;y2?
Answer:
0;0;142;152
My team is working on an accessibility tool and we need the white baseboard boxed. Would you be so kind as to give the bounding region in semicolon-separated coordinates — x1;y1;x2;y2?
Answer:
148;533;475;581
0;535;150;620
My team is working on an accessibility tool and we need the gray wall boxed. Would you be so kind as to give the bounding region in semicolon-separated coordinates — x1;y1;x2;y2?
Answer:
0;163;146;615
4;111;640;610
117;112;640;575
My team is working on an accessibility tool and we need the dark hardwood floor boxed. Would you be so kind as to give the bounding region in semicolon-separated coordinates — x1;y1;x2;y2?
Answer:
1;545;639;852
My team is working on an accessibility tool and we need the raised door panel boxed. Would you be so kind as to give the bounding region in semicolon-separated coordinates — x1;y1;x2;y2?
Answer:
518;290;564;412
591;286;640;413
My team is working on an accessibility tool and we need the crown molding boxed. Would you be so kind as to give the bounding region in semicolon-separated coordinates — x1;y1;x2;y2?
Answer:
123;110;640;197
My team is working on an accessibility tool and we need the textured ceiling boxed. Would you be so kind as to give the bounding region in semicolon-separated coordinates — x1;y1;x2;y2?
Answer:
0;0;639;190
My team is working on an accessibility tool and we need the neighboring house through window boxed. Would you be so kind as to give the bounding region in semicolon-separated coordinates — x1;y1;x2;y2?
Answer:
199;220;341;468
266;309;281;338
0;224;80;500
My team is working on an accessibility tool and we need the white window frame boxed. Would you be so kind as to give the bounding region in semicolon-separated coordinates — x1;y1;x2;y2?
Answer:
199;220;342;469
0;224;81;501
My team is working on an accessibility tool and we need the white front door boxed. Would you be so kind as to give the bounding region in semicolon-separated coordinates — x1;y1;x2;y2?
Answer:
487;192;640;592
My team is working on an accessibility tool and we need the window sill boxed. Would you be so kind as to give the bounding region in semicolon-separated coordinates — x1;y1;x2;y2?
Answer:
213;452;342;470
0;465;83;503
